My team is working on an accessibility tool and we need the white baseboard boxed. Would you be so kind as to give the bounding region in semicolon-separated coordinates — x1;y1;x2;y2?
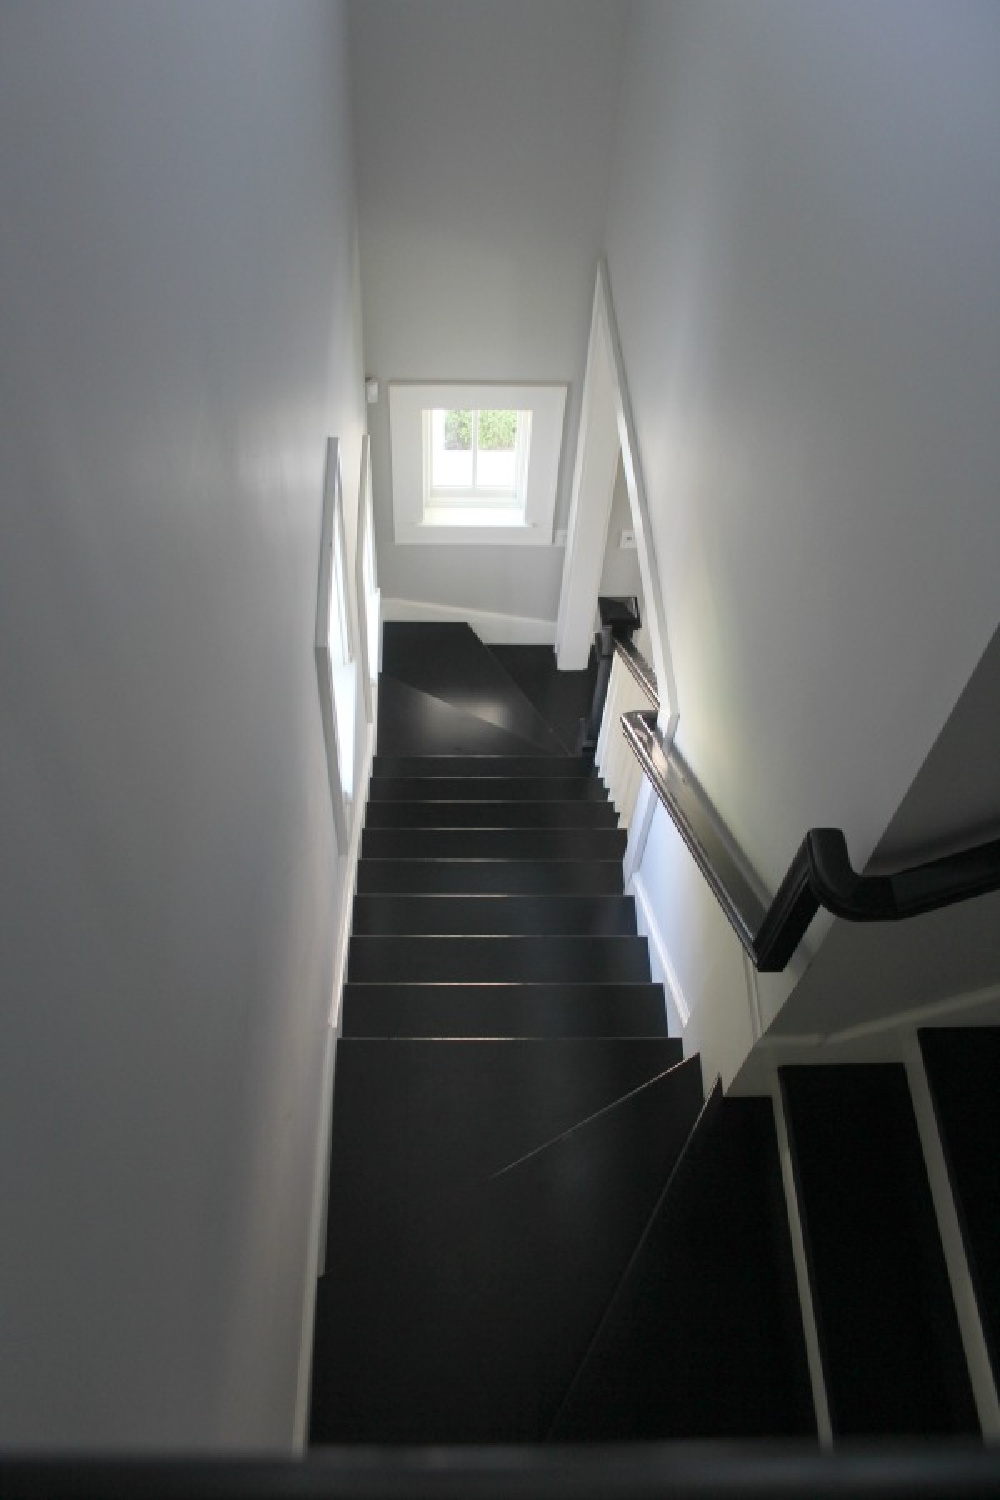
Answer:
292;724;374;1453
292;1023;336;1453
381;596;556;646
630;870;690;1032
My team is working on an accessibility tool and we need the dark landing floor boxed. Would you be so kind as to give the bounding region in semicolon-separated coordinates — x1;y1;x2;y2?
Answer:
310;623;816;1445
377;625;596;756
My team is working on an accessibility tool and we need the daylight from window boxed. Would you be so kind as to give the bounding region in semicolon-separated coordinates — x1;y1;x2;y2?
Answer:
428;408;530;502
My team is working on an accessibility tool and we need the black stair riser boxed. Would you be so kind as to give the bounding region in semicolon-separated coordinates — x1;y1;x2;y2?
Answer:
356;859;625;896
340;983;672;1039
361;828;627;860
351;895;637;936
780;1064;978;1438
372;756;594;779
347;935;651;984
919;1028;1000;1386
365;801;619;830
368;777;609;803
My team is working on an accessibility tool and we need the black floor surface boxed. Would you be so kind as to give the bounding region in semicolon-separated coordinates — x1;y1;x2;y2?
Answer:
310;621;817;1445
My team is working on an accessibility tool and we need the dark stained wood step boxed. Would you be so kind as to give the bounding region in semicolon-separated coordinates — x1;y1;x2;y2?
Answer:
356;859;624;896
351;894;636;936
364;799;618;829
552;1088;815;1440
368;776;609;802
341;983;672;1038
324;1037;687;1270
372;755;593;779
360;827;627;861
347;935;651;984
312;1058;704;1443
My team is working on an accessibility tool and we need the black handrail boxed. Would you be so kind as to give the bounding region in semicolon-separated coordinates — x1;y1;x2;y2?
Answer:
579;600;657;755
5;1447;1000;1499
622;709;1000;974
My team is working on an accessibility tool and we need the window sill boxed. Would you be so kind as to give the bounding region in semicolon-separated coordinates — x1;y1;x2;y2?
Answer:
397;516;551;546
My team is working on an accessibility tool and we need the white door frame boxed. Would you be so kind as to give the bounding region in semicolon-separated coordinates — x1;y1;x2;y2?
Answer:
555;258;678;740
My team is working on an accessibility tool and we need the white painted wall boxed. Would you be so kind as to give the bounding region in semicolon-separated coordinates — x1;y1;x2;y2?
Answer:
598;457;643;603
609;0;1000;885
609;1;1000;1071
765;625;1000;1042
351;0;629;629
0;1;365;1450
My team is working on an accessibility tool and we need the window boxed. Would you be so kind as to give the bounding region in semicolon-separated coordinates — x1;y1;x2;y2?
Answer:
426;408;531;506
389;382;566;546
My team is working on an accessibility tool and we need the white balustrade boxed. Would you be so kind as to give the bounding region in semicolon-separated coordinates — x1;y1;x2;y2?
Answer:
595;649;655;829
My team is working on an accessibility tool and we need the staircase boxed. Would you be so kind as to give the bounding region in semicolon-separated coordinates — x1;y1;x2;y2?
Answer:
308;623;987;1446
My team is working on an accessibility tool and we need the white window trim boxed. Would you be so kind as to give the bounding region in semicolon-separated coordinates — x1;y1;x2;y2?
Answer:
389;381;567;546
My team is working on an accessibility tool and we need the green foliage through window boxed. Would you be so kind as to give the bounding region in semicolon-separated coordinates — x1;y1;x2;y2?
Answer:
443;409;517;451
444;410;471;449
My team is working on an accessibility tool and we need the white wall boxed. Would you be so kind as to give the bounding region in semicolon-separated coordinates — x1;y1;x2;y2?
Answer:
598;457;643;604
609;0;1000;886
351;0;629;627
765;624;1000;1041
608;1;1000;1073
0;1;365;1450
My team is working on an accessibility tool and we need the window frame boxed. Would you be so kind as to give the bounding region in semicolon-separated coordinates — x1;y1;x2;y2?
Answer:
425;407;531;506
389;381;567;546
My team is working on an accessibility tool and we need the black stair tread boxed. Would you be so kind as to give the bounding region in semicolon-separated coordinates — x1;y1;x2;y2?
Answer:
377;673;551;758
368;776;609;802
364;799;619;829
919;1027;1000;1385
356;859;624;895
372;755;593;778
324;1037;684;1268
780;1064;979;1438
311;1057;705;1443
347;935;651;984
381;622;567;755
361;827;627;860
351;894;637;936
551;1089;816;1441
486;643;598;756
341;983;672;1038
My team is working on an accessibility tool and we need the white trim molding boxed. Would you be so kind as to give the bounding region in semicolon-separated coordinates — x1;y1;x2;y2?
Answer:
556;258;678;738
314;437;349;849
292;717;375;1453
630;869;690;1032
388;381;566;547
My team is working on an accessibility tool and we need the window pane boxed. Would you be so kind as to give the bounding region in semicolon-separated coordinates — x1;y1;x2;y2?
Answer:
476;409;518;492
477;410;517;450
444;409;471;449
430;408;472;489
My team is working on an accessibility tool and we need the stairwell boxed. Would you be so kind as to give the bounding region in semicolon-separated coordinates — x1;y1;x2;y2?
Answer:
308;623;989;1446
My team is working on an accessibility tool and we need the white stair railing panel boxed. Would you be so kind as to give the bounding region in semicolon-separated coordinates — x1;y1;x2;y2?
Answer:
595;650;654;830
